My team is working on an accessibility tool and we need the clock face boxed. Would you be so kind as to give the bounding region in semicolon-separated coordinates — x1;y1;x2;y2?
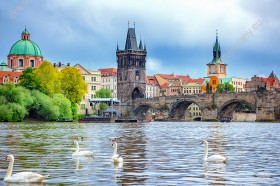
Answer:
211;66;216;73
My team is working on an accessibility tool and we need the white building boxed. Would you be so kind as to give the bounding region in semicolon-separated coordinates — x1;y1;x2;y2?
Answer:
74;64;101;115
221;77;248;92
99;68;118;98
146;76;160;98
182;78;204;95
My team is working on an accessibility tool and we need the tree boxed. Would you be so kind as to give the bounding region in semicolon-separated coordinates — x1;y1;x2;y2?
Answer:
19;67;39;90
30;90;60;121
52;94;72;118
95;89;112;98
60;67;88;105
216;82;235;93
0;83;33;121
33;60;61;97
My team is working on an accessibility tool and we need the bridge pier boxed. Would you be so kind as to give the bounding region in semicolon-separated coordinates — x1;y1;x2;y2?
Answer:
202;109;218;121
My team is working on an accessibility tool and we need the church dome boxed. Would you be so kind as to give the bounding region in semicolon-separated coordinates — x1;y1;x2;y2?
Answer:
8;28;42;57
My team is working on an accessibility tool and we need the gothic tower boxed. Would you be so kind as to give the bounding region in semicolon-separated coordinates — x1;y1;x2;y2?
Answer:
117;24;147;102
207;31;227;78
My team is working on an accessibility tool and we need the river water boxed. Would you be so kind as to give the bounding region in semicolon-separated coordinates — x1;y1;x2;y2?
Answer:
0;122;280;185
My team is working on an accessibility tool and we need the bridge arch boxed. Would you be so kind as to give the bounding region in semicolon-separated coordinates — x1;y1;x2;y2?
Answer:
274;106;280;120
134;104;155;120
218;99;256;121
169;100;203;121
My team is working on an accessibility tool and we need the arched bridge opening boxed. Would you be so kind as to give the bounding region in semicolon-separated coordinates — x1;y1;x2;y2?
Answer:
134;104;154;121
169;100;202;121
218;99;256;122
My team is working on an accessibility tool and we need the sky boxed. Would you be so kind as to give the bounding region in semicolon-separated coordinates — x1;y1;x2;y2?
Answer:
0;0;279;79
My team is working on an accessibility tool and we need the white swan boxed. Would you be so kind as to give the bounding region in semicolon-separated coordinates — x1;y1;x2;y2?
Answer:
72;140;94;157
111;138;123;163
2;154;49;183
201;140;228;163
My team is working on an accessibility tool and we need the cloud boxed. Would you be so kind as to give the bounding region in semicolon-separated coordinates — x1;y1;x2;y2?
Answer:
146;58;163;75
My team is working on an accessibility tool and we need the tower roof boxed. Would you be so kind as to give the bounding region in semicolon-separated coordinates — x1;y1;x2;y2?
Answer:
125;28;138;50
208;30;225;65
268;71;278;80
8;28;42;57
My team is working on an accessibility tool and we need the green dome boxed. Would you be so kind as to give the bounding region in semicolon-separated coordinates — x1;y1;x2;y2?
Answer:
9;39;43;57
22;30;30;35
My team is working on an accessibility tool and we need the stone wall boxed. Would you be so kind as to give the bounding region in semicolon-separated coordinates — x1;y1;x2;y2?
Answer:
232;113;256;122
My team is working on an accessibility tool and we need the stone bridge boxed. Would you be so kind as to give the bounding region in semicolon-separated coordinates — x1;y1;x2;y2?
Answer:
119;90;280;122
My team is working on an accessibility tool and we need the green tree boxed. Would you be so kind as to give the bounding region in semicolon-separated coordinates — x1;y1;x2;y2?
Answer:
33;60;61;97
0;84;33;121
52;94;72;118
95;89;112;98
60;67;88;105
216;82;235;93
19;67;39;90
30;90;60;121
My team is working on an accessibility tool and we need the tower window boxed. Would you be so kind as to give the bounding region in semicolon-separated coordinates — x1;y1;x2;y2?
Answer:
19;59;24;67
136;71;140;81
10;59;13;67
30;60;35;67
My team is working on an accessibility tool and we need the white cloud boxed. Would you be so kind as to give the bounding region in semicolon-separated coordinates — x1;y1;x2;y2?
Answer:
146;58;163;74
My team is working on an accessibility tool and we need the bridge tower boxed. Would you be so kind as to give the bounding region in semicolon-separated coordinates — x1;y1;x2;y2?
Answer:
207;30;227;78
116;23;147;102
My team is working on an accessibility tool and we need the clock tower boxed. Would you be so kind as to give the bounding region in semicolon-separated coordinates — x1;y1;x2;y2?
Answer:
207;31;227;78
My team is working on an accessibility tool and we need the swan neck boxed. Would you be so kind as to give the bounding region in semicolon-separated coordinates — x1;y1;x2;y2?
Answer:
75;141;79;152
204;143;208;161
113;143;117;155
5;157;14;180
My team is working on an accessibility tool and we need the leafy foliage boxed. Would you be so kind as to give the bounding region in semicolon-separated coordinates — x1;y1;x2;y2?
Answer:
0;83;32;121
30;90;60;121
216;82;235;93
33;60;61;96
60;67;88;104
52;94;73;118
19;67;39;90
95;89;112;98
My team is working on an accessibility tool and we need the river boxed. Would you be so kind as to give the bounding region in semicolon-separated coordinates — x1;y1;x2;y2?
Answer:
0;122;279;185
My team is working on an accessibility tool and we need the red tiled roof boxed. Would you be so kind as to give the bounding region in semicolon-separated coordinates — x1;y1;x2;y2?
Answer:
99;68;117;77
161;82;169;88
187;78;205;84
146;76;159;86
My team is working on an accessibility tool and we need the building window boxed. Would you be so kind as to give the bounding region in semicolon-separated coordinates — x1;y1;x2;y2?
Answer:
10;59;13;67
83;76;85;80
30;60;35;67
92;77;96;81
136;71;140;81
3;76;9;83
91;86;96;90
19;59;24;67
14;77;19;84
91;94;94;98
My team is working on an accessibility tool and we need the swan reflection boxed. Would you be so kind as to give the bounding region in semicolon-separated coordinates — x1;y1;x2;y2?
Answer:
72;156;94;170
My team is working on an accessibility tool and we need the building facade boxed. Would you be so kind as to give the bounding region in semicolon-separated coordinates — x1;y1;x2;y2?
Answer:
146;76;160;98
245;71;280;92
207;31;227;78
7;28;43;71
74;64;101;115
0;62;22;85
116;25;147;102
182;78;204;95
99;68;118;98
221;77;248;92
